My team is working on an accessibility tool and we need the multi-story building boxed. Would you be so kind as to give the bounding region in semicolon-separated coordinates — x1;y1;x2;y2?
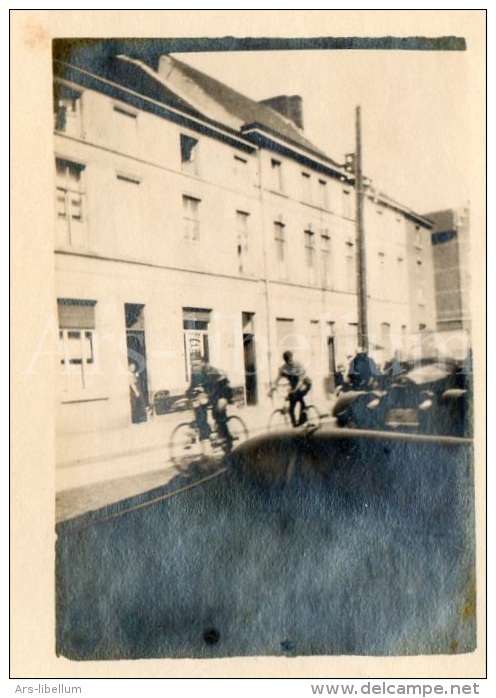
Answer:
52;45;435;466
426;206;472;334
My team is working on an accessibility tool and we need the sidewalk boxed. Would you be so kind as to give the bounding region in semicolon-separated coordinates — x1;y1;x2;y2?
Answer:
55;400;335;523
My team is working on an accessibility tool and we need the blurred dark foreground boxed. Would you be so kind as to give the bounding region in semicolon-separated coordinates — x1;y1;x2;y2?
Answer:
56;428;476;660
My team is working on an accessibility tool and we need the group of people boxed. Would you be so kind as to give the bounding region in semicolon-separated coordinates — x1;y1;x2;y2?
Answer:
129;345;385;440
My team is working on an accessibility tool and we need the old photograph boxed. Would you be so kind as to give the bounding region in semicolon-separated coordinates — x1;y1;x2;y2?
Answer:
11;10;486;679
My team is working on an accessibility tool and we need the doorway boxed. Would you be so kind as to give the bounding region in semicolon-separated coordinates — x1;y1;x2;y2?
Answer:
125;303;149;422
242;312;258;405
327;336;336;392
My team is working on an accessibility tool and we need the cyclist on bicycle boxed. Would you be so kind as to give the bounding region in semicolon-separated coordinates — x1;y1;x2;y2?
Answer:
187;359;235;445
269;350;312;427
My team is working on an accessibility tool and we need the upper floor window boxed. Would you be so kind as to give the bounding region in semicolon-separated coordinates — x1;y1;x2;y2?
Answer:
301;172;312;203
234;155;249;188
378;251;386;299
270;158;284;193
274;221;285;262
54;84;82;136
236;210;250;274
321;230;332;287
182;195;201;242
343;189;353;218
113;105;137;120
112;104;139;149
55;158;86;248
345;241;355;293
180;134;199;175
318;179;328;209
304;229;316;268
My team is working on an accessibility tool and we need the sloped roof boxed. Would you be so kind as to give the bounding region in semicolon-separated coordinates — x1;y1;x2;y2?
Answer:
54;54;205;123
54;49;336;165
157;54;334;162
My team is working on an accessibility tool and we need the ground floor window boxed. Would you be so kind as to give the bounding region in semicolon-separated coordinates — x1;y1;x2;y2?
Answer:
57;298;96;392
183;307;211;382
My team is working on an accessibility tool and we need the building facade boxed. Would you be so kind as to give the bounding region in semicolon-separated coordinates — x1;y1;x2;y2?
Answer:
52;46;436;464
426;207;472;333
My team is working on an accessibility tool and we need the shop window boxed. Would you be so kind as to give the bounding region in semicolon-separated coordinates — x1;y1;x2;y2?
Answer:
183;307;211;382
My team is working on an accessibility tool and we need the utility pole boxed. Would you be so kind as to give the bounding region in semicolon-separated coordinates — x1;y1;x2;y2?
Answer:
354;106;368;351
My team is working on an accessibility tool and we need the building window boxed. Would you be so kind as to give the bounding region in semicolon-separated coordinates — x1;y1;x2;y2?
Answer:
343;189;352;218
276;317;296;356
234;155;248;188
54;85;82;135
304;229;315;268
236;210;250;274
321;230;331;287
180;134;199;175
270;158;284;192
58;299;96;391
114;104;137;119
378;251;385;299
414;225;423;249
183;307;211;382
301;172;312;203
182;195;201;242
55;158;86;248
417;285;426;307
401;324;408;358
346;241;355;293
381;323;392;363
274;221;285;262
318;179;328;209
112;104;139;149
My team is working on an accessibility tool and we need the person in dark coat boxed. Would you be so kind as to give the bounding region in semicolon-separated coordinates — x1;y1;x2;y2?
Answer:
347;347;380;391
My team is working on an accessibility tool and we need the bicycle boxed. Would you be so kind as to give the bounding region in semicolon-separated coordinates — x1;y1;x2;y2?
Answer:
267;391;321;431
169;402;249;467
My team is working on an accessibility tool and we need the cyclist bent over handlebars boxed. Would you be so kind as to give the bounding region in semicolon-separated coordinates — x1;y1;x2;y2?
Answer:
187;359;234;446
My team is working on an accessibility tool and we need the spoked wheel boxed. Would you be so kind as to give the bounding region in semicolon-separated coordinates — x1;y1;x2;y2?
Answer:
268;408;290;431
169;422;204;468
224;415;249;453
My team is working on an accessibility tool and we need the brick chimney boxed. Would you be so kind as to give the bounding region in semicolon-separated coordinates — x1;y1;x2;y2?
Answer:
259;95;304;130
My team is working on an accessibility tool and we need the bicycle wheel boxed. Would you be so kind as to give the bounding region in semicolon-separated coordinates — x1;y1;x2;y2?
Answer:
268;408;290;431
305;404;321;427
225;415;249;452
169;422;204;467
